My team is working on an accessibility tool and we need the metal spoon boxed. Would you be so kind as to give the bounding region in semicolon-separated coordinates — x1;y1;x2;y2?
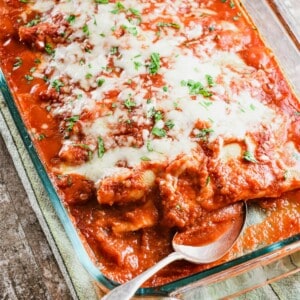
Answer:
103;201;247;300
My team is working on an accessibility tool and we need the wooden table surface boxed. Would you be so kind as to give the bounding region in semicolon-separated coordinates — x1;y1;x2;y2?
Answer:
0;134;72;299
0;1;299;299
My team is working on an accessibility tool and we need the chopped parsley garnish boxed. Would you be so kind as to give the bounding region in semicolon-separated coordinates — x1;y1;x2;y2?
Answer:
140;156;151;161
134;61;142;70
95;0;109;4
181;79;213;97
196;128;214;140
45;43;55;55
124;98;136;110
122;25;138;36
13;57;23;70
37;133;45;141
97;78;105;86
85;73;92;79
156;22;180;29
30;67;36;73
110;46;119;55
162;86;168;92
152;127;166;137
199;100;213;109
111;2;125;14
66;15;76;24
146;140;154;152
82;24;90;36
26;17;40;27
148;52;160;75
205;74;215;86
66;115;79;131
229;0;235;8
128;8;140;16
52;79;64;92
165;119;175;129
154;111;163;121
243;151;257;163
147;107;155;118
24;74;33;81
97;137;105;158
34;58;41;64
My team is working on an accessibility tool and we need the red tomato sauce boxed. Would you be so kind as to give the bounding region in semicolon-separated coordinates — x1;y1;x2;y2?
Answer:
0;0;299;287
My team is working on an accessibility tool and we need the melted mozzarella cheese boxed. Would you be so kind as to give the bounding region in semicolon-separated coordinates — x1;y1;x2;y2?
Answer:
32;0;283;182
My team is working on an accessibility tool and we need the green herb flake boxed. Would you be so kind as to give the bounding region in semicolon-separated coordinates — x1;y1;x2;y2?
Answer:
140;156;151;161
95;0;109;4
111;2;125;14
205;176;211;186
110;46;119;55
97;78;105;87
199;100;213;109
24;74;34;81
66;15;76;24
134;61;142;70
82;24;90;36
128;8;140;16
205;74;215;87
37;133;45;141
26;17;40;27
85;73;93;79
162;86;168;92
148;52;160;75
146;140;154;152
45;43;55;55
13;57;23;70
66;115;80;131
122;25;138;36
52;79;64;92
165;119;175;129
124;98;136;110
243;151;257;163
34;58;41;64
196;128;214;140
154;111;163;121
97;137;105;158
156;22;180;29
152;127;166;137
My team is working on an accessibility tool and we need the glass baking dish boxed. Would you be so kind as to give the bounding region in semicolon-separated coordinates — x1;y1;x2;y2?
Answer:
0;0;299;298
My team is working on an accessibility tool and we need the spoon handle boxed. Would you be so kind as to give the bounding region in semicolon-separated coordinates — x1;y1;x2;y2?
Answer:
102;251;184;300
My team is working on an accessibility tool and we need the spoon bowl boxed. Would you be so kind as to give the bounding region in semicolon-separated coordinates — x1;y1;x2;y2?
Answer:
103;201;247;300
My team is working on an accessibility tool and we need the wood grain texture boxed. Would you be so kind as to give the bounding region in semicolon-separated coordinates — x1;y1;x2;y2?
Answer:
0;134;72;300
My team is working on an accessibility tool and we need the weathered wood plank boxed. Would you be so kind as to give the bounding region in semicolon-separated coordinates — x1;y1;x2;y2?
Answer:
0;134;72;300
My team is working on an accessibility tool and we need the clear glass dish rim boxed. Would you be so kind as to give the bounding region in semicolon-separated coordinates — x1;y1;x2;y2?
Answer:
1;69;300;296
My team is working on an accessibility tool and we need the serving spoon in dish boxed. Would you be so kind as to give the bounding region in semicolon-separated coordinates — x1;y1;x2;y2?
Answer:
103;201;247;300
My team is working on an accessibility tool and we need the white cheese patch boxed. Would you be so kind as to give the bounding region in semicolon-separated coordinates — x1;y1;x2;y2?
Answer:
30;0;282;183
